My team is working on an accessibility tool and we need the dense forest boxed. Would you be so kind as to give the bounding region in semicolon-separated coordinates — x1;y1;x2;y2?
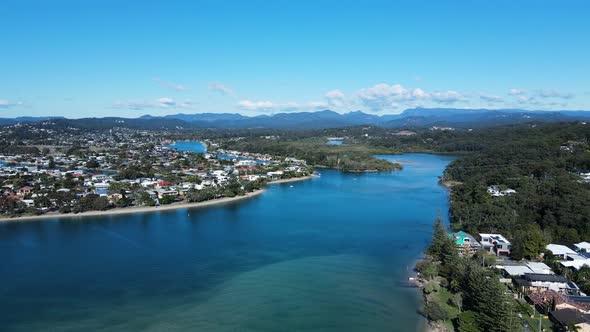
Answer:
439;123;590;257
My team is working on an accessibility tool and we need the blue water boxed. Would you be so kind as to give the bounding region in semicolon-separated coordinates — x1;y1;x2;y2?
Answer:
0;153;455;331
166;141;207;153
326;140;344;146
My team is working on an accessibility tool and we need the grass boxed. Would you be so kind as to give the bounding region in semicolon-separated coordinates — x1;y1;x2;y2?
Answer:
514;299;553;332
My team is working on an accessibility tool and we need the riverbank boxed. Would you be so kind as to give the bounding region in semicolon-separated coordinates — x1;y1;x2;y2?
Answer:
268;174;318;184
439;180;463;189
0;189;266;223
0;175;319;223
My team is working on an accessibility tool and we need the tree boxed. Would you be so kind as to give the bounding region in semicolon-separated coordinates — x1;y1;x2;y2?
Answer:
511;225;547;260
416;259;439;280
423;299;454;322
456;311;480;332
461;261;519;332
427;215;450;260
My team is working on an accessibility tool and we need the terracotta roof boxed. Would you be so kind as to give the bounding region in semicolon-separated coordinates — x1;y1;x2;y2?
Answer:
528;290;568;306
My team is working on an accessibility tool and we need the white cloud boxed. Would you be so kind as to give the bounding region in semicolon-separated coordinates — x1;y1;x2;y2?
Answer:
237;100;275;111
113;97;193;110
324;89;347;107
209;82;234;95
153;78;191;91
517;96;530;103
480;94;504;103
508;88;526;95
0;99;25;108
430;90;464;104
325;89;345;100
237;100;326;113
356;83;431;110
537;89;574;99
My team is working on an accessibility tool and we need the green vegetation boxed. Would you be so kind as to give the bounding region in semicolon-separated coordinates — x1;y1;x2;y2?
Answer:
439;123;590;256
222;137;401;172
417;217;521;332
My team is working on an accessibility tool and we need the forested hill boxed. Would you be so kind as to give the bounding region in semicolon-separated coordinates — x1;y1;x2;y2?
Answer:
440;123;590;259
218;122;590;259
3;108;590;130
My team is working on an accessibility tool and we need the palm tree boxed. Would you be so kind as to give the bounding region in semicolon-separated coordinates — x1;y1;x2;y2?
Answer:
566;322;582;331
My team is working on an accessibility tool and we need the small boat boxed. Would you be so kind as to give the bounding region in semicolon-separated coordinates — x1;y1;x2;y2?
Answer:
289;185;294;188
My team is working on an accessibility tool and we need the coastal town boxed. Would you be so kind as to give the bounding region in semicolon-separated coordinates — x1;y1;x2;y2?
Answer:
0;126;313;220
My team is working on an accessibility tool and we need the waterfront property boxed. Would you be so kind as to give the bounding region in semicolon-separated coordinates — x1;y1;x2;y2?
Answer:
450;230;481;256
479;233;511;256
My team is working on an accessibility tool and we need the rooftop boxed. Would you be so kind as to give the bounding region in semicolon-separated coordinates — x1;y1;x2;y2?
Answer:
546;244;577;256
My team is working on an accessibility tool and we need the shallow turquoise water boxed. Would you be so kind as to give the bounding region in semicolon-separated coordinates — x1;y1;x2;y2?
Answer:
0;153;454;331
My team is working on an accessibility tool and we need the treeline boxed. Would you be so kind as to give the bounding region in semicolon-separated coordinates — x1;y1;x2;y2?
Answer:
0;141;41;156
221;138;400;172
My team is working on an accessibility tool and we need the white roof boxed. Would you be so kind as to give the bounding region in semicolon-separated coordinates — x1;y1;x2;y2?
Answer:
575;242;590;251
503;265;534;276
546;244;576;256
561;260;590;271
479;233;511;245
502;262;553;276
526;262;553;274
567;253;588;261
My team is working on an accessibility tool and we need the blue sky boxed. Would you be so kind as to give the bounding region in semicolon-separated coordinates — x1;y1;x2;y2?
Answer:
1;0;589;118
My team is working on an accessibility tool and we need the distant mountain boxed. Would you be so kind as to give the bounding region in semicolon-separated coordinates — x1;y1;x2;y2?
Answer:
162;113;247;123
3;108;590;130
382;108;590;128
0;116;65;125
158;108;590;129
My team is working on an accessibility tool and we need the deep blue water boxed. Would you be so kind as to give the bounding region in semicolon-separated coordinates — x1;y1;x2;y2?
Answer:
166;141;207;153
0;154;455;331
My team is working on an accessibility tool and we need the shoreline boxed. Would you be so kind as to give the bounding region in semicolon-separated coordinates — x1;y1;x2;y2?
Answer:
0;189;266;223
268;174;318;184
0;175;318;223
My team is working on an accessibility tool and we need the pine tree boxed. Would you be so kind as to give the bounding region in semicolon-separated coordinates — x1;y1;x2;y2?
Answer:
427;215;449;261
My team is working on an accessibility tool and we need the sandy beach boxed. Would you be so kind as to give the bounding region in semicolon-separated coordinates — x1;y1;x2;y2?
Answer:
268;174;318;184
0;175;318;223
0;189;266;223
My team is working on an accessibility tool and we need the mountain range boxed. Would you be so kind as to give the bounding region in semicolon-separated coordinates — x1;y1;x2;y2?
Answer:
2;108;590;130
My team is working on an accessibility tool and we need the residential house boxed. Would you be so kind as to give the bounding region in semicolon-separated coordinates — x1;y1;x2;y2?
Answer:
17;186;34;196
549;309;590;332
575;242;590;253
267;171;283;180
487;185;517;197
547;244;577;260
479;233;511;256
451;231;482;256
528;290;583;314
502;262;554;277
514;273;580;296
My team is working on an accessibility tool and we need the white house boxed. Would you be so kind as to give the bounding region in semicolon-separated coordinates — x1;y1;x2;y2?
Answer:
479;233;511;256
487;185;517;197
547;244;577;260
502;262;553;276
575;242;590;253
